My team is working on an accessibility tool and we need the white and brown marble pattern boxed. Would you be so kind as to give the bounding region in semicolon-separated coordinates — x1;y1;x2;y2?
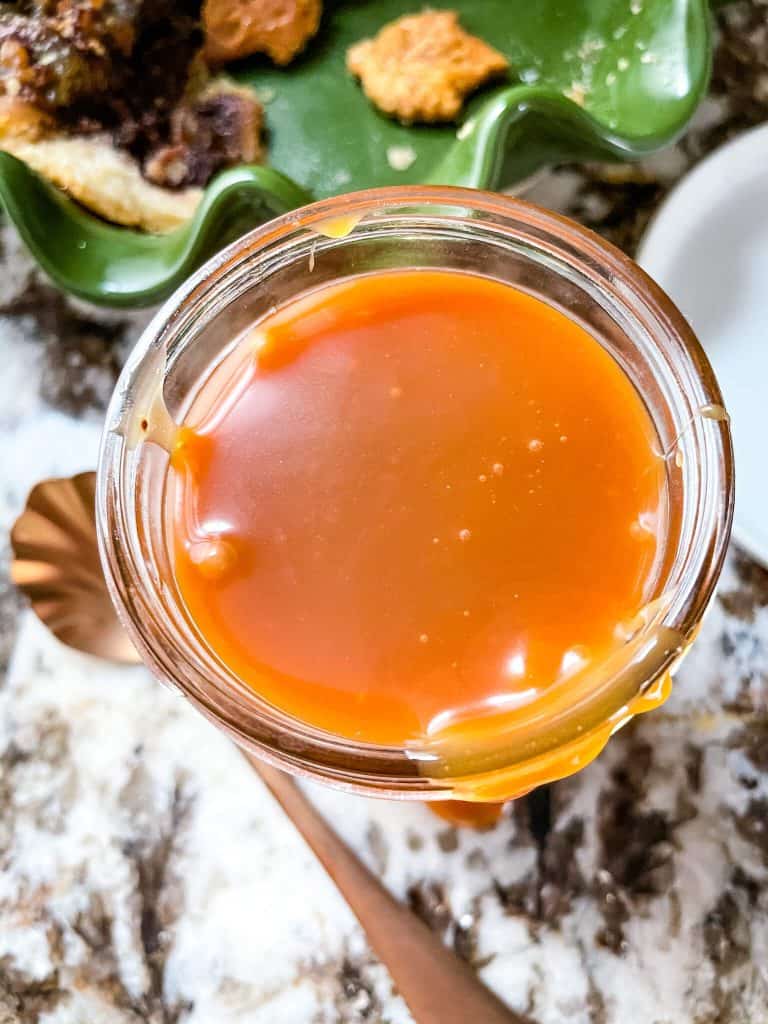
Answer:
1;3;768;1021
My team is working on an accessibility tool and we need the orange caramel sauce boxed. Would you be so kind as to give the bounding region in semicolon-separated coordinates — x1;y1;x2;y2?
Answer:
168;270;667;753
429;800;508;829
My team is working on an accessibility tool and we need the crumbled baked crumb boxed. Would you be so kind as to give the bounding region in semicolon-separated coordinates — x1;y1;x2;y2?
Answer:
565;82;587;107
204;0;322;66
347;10;508;124
386;143;416;171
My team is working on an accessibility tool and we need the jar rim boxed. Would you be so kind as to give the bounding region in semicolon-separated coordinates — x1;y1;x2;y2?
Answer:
97;185;734;798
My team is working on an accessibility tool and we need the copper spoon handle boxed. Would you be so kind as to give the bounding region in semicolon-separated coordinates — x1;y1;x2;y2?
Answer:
244;753;525;1024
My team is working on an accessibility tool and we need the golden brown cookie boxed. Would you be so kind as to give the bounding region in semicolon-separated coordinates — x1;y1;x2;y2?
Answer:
347;10;508;124
204;0;322;66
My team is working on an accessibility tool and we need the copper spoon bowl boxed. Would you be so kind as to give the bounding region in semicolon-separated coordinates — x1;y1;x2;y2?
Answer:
10;472;139;664
11;472;526;1024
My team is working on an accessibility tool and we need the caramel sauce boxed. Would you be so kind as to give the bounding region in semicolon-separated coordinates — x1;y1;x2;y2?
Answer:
166;270;669;769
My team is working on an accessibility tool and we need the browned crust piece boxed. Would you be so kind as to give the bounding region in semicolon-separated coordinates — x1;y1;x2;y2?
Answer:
144;79;264;189
347;9;509;124
204;0;322;66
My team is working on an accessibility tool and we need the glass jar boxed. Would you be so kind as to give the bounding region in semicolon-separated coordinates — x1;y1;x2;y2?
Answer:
97;186;733;802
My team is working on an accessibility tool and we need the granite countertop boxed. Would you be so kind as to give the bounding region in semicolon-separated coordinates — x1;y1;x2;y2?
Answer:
1;4;768;1022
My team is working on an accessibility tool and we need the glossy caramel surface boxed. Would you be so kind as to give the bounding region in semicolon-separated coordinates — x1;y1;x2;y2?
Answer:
169;270;666;745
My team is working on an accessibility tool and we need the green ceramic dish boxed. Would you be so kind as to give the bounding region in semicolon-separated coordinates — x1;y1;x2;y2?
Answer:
0;0;711;307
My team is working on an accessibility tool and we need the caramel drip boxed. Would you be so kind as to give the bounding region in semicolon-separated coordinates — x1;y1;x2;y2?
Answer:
698;402;730;423
312;213;364;238
114;341;179;454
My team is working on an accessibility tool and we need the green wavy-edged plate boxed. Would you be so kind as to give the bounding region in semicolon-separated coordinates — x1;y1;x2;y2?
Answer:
0;0;711;307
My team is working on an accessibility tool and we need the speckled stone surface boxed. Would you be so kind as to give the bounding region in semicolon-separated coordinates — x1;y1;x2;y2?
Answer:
1;4;768;1022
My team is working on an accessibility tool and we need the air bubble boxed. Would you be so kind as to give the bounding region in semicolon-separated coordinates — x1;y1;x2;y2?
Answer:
188;537;237;581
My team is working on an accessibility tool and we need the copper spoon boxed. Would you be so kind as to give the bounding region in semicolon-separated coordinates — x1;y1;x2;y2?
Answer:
11;473;526;1024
